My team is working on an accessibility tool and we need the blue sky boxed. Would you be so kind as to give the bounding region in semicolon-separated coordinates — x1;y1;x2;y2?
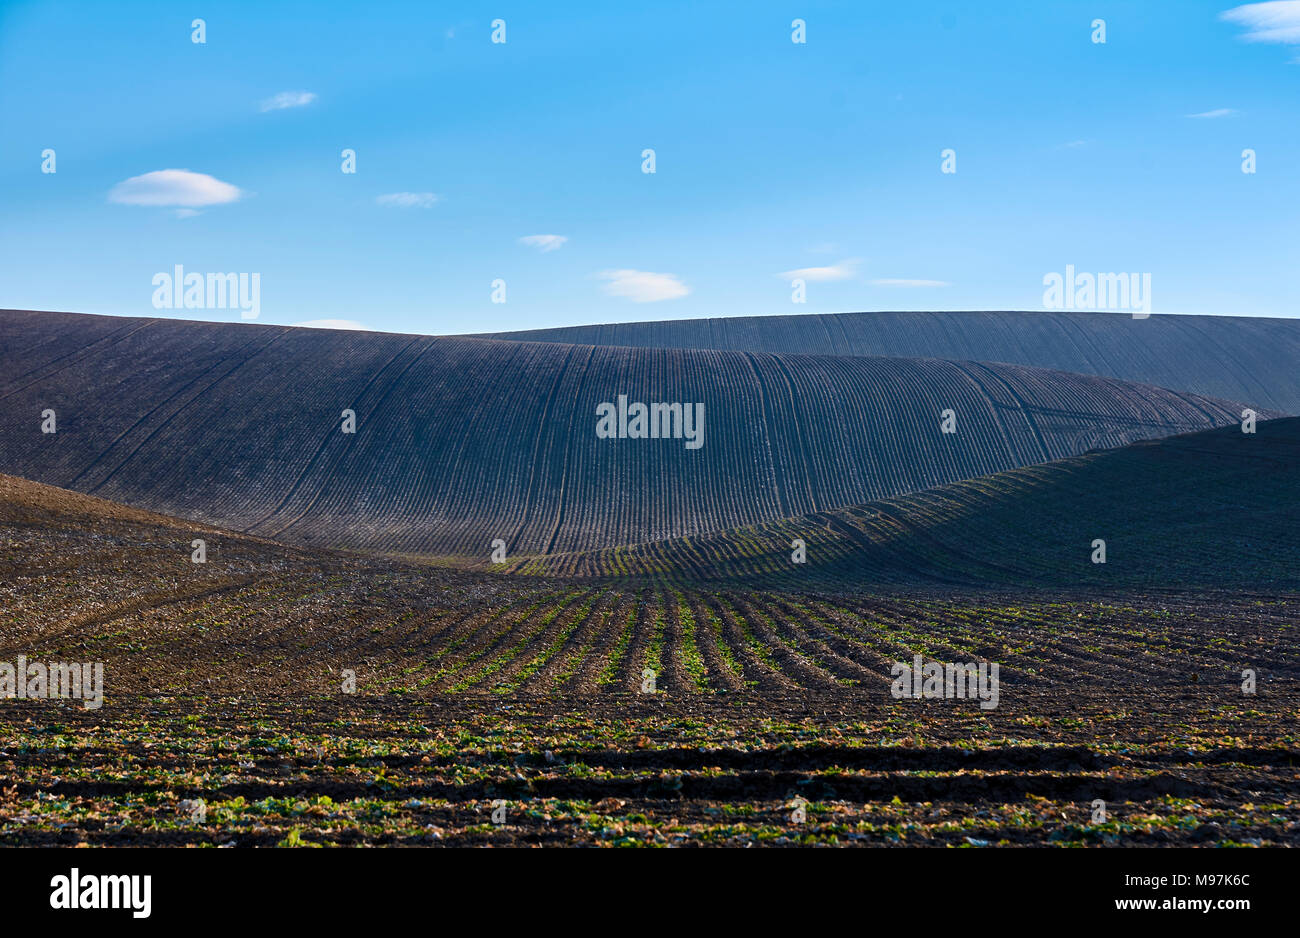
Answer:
1;0;1297;334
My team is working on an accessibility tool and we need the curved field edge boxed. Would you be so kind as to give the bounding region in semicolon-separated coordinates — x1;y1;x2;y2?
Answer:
484;308;1300;415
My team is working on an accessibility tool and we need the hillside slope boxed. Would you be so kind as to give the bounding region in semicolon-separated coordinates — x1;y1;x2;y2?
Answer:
519;417;1300;589
5;470;1299;850
486;310;1300;415
3;470;1297;699
0;309;1260;559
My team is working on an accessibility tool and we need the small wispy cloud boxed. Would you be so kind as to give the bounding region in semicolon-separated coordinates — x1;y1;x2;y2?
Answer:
778;258;860;282
1221;2;1300;44
595;269;689;303
1058;139;1091;148
260;91;317;112
292;319;368;331
519;234;567;252
871;278;950;287
109;169;242;208
375;192;439;208
1187;108;1238;118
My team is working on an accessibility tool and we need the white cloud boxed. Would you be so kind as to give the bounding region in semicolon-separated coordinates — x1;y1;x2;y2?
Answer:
778;258;860;282
174;209;201;219
375;192;440;208
260;91;317;112
109;169;242;208
596;269;690;303
1187;108;1238;118
871;278;950;287
1221;2;1300;43
519;234;567;252
291;319;368;330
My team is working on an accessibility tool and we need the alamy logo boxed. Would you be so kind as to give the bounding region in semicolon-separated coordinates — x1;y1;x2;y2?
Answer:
596;395;705;450
152;265;260;319
890;655;999;709
1042;265;1150;318
0;656;103;709
50;868;151;918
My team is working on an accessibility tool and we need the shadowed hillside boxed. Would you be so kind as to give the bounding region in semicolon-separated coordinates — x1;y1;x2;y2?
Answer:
0;309;1262;559
485;310;1300;415
518;417;1300;589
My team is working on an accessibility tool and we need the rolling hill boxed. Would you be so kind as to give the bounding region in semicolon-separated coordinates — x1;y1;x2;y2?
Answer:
4;466;1297;700
0;309;1259;560
486;310;1300;415
518;417;1300;589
